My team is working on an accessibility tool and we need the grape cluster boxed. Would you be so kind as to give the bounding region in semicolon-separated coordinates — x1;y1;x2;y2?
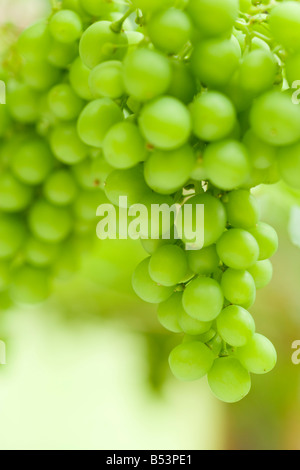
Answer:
0;0;300;402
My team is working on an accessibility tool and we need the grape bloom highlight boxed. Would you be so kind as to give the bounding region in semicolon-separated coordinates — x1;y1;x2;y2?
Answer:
2;0;299;403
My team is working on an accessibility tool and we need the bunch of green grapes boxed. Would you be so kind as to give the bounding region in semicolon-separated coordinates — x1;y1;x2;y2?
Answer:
1;0;300;402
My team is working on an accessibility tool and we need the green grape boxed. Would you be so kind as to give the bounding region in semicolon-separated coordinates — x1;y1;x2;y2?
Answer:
239;50;276;95
48;84;84;121
125;31;145;47
236;333;277;375
248;260;273;290
278;142;300;190
53;241;80;281
18;21;52;60
182;277;224;322
69;57;93;100
0;261;11;291
221;268;256;308
103;122;148;169
74;189;107;222
221;69;253;113
133;193;175;239
243;129;278;170
132;0;174;13
10;265;50;304
22;59;61;92
285;52;300;86
204;140;250;191
132;257;174;304
179;193;227;248
7;81;40;123
72;154;113;190
29;199;73;243
89;61;125;99
48;39;78;68
144;144;196;195
79;21;128;70
25;237;60;267
182;330;216;345
187;245;219;275
177;294;213;336
0;172;33;212
105;166;149;207
188;0;239;37
192;37;241;88
79;0;117;16
0;214;26;259
50;123;89;165
77;98;123;148
157;292;183;333
168;61;197;105
11;137;54;186
123;49;171;102
224;190;260;230
217;229;259;270
190;91;236;142
239;0;251;13
169;341;215;381
139;97;192;150
148;8;191;55
207;357;251;403
49;10;82;44
149;245;188;287
249;223;279;261
269;1;300;52
250;91;300;146
44;170;78;206
62;0;89;17
217;305;255;347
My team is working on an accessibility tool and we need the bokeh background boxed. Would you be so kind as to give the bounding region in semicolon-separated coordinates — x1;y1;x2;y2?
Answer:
0;0;300;451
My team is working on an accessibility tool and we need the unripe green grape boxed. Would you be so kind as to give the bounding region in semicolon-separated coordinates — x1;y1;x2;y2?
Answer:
18;21;51;60
7;82;40;124
49;10;82;44
22;59;61;92
179;193;227;248
236;333;277;375
103;122;148;169
208;357;251;403
148;8;192;55
141;237;176;255
89;61;125;99
11;137;54;186
250;91;300;146
187;245;219;275
177;295;213;336
123;49;171;102
79;0;117;16
149;245;188;287
278;142;300;190
190;91;236;142
72;154;113;190
139;96;192;150
10;265;50;304
188;0;238;37
25;237;60;267
221;268;256;308
248;260;273;290
169;341;215;381
269;1;300;52
69;57;93;100
168;61;197;105
132;257;174;304
224;190;260;230
79;21;128;70
0;215;27;259
144;145;196;195
77;98;123;148
29;200;73;243
285;52;300;86
0;261;11;291
221;69;253;113
182;330;216;345
204;140;250;191
138;193;175;239
48;39;78;68
62;0;88;17
249;223;279;260
50;123;89;165
217;229;259;270
44;170;78;206
243;130;277;170
157;292;183;333
192;37;241;88
74;189;107;222
239;0;251;13
105;166;149;207
239;50;276;95
0;172;33;212
48;84;84;121
183;277;224;322
217;305;255;347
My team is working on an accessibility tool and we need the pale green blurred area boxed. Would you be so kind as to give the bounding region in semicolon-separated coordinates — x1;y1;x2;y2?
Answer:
0;0;300;451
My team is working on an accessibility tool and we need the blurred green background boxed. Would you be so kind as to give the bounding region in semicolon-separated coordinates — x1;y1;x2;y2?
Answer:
0;0;300;451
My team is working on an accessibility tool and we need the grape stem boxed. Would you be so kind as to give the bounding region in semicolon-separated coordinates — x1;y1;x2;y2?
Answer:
110;7;135;33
